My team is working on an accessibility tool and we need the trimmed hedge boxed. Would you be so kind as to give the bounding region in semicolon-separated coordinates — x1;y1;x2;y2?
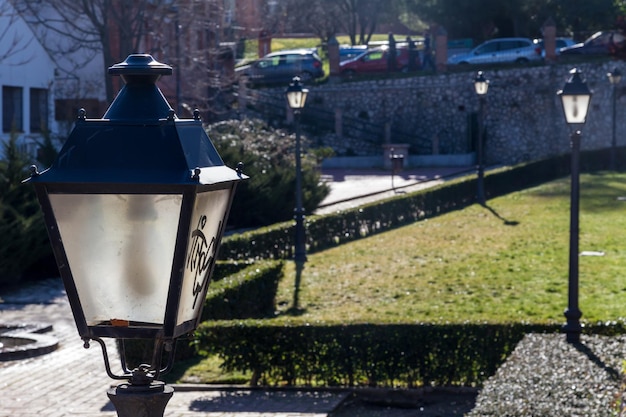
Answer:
194;320;626;388
219;149;616;261
212;261;255;283
194;321;555;387
202;260;284;321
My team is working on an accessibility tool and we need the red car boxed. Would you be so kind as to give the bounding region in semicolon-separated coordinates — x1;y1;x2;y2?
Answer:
339;46;417;77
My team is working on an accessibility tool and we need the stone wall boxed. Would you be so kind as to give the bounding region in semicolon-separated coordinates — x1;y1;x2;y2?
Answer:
248;60;626;167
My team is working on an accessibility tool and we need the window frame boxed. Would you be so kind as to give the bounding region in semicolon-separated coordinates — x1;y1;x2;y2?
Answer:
30;87;49;134
2;85;24;133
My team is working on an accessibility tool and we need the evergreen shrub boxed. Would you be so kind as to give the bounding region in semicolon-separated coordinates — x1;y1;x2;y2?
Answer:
0;134;53;286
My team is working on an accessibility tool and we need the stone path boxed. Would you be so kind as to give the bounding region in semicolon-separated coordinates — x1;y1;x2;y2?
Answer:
0;278;348;416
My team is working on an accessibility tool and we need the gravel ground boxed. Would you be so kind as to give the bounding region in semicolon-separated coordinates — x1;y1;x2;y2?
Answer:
468;333;626;417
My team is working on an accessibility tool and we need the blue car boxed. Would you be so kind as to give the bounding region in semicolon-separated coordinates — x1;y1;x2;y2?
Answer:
235;49;324;86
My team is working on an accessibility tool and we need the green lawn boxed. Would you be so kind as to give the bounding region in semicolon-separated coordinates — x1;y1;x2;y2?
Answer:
273;172;626;325
177;171;626;384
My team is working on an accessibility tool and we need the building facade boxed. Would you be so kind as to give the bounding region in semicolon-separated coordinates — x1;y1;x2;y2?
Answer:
0;0;56;158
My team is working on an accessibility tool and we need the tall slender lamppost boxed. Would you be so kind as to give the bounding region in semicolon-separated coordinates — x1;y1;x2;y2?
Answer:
608;68;621;170
557;68;592;344
474;71;489;205
285;76;308;309
26;54;245;416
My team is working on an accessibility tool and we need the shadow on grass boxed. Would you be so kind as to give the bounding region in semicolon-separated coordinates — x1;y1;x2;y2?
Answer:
484;204;520;226
284;307;307;316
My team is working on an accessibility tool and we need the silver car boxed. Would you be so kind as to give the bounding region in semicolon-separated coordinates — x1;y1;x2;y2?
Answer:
448;38;542;65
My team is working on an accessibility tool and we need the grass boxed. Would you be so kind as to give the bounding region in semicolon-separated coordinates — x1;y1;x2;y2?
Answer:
272;172;626;325
175;172;626;383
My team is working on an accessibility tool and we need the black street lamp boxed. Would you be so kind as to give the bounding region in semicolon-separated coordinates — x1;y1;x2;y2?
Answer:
26;54;245;416
557;68;592;344
473;71;489;205
285;76;308;309
608;68;621;170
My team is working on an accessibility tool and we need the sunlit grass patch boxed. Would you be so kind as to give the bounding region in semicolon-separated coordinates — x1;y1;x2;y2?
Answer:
274;173;626;325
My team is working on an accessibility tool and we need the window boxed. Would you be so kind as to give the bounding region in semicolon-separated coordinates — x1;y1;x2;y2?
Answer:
3;86;23;133
476;42;498;54
30;88;48;133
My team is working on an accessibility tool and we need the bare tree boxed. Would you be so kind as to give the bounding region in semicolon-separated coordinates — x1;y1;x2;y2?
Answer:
0;1;34;65
14;0;240;122
277;0;391;46
280;0;343;43
339;0;390;45
153;1;241;121
13;0;175;103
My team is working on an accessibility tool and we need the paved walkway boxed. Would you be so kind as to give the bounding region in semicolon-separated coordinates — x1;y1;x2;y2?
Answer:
0;167;474;417
316;167;474;214
0;279;348;417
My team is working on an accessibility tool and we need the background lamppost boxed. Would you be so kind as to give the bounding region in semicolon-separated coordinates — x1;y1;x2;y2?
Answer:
608;68;621;170
474;71;489;205
285;76;308;309
27;54;245;416
557;68;592;344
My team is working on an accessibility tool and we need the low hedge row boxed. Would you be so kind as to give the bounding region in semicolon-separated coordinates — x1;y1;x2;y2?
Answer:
202;260;284;321
212;261;256;282
218;148;614;262
194;320;626;388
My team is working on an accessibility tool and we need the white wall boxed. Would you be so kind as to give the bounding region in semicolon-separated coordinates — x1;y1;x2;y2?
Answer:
0;0;57;157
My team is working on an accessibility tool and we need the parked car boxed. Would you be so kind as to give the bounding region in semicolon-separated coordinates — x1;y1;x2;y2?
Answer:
447;37;542;65
559;31;626;55
339;45;368;62
533;37;575;57
339;46;416;77
235;48;324;86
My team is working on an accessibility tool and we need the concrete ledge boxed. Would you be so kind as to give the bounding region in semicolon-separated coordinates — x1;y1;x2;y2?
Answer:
321;156;381;169
321;153;476;169
409;153;476;167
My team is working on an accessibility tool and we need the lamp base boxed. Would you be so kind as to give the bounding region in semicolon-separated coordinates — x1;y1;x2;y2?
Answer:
563;308;582;344
107;381;173;417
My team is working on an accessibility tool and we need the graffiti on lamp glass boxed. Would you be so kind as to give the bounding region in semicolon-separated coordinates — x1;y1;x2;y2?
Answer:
186;215;221;309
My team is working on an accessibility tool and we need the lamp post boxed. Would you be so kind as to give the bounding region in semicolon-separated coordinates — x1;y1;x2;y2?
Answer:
26;54;245;416
285;76;308;309
473;71;489;205
557;68;592;344
608;68;621;170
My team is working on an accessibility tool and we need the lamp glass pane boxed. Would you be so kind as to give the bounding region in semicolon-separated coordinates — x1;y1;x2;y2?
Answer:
474;82;488;95
287;91;302;109
561;94;591;124
177;188;232;325
287;90;308;109
49;193;182;326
